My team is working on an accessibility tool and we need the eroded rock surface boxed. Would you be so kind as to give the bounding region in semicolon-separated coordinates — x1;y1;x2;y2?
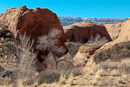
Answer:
63;21;112;43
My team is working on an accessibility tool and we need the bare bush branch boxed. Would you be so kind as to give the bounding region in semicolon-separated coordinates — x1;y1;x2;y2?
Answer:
36;28;66;69
88;34;108;44
0;32;37;82
36;28;61;51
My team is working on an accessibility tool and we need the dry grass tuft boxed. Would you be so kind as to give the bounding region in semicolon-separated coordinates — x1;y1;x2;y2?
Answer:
111;69;120;76
59;73;66;85
90;79;98;86
66;73;74;86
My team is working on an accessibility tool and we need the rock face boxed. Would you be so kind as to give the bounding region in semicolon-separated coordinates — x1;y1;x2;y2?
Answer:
0;6;65;71
99;22;125;40
117;20;130;42
73;42;106;67
73;51;88;67
85;20;130;70
63;21;112;43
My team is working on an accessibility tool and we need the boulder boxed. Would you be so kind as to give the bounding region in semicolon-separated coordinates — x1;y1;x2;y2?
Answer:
0;6;65;46
0;6;66;71
63;21;112;43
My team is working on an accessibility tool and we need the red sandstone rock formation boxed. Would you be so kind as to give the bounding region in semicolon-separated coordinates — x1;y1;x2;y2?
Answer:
0;6;66;71
63;21;112;43
0;6;65;46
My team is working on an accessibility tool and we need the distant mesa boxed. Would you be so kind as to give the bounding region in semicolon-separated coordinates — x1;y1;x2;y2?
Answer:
59;17;128;26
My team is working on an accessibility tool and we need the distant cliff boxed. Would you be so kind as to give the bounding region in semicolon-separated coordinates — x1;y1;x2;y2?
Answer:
59;17;128;26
